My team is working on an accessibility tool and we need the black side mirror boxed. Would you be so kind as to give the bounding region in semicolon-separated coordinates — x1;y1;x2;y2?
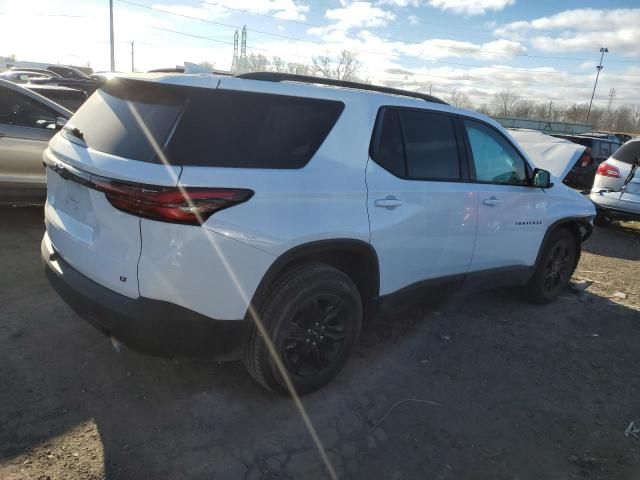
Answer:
532;168;553;188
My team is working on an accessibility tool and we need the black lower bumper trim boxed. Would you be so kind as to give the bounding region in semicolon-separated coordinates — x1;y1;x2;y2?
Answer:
42;238;249;357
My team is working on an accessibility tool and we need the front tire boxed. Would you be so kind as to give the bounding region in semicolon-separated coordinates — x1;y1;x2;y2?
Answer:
525;228;577;304
242;263;362;395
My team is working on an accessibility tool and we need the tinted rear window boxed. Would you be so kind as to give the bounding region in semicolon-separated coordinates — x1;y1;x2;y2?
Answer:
166;89;344;168
69;80;343;168
69;79;184;162
612;141;640;165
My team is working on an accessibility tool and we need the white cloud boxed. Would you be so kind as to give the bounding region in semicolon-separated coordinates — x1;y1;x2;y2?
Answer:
398;38;526;60
154;0;309;22
494;8;640;56
427;0;515;16
308;2;395;38
377;0;421;6
408;14;419;25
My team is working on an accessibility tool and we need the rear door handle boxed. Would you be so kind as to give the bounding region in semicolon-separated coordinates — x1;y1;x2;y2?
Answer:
374;196;403;209
482;196;502;207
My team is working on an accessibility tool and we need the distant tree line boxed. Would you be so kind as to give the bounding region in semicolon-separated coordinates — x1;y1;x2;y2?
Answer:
448;88;640;134
201;50;640;134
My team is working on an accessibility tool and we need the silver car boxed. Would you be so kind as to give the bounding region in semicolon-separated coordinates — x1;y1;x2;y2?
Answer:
0;78;71;204
590;138;640;225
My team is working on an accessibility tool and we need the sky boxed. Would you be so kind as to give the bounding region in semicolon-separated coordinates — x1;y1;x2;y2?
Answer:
1;0;639;108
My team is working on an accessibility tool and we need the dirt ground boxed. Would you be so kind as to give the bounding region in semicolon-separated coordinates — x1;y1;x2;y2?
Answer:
1;206;639;480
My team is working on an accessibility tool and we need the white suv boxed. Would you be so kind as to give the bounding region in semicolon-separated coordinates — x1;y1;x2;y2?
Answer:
42;72;595;394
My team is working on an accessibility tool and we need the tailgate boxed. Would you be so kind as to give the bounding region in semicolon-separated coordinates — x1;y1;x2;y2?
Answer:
43;77;185;298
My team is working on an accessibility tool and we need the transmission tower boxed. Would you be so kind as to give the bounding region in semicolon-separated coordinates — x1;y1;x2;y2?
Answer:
231;29;239;71
241;25;247;64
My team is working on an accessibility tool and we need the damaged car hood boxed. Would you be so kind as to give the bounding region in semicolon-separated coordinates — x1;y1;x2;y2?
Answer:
509;129;586;181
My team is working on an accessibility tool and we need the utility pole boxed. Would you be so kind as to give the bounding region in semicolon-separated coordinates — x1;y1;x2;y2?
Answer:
586;47;608;123
548;100;553;120
109;0;115;72
130;40;135;72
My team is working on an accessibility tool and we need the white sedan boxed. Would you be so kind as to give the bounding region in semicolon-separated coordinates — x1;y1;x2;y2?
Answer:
590;138;640;225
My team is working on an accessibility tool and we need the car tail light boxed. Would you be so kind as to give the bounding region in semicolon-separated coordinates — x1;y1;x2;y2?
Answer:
92;178;253;225
596;162;621;178
579;152;593;167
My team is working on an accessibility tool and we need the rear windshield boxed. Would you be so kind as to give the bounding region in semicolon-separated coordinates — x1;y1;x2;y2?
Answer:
69;79;344;168
612;141;640;165
69;79;184;163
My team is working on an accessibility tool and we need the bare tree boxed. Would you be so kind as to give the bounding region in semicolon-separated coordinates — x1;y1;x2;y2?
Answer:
447;89;472;109
512;100;535;119
271;56;286;73
312;50;361;81
312;54;333;78
286;62;311;75
491;90;520;117
236;53;270;73
197;61;215;71
335;50;360;81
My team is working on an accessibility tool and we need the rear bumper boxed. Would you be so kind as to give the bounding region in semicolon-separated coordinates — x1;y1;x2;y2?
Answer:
42;235;249;357
590;193;640;221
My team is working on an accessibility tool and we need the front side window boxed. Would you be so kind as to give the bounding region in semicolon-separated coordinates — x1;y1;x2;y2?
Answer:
0;87;57;130
465;121;528;185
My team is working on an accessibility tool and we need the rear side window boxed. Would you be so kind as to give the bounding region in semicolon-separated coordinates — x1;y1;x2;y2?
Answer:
399;110;460;180
612;141;640;165
166;89;344;168
371;109;405;177
69;79;184;163
371;107;461;180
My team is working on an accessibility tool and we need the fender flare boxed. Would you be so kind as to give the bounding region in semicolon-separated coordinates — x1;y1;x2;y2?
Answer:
247;239;380;317
534;216;593;269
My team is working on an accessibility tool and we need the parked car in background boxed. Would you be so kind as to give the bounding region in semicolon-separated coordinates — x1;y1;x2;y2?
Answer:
0;70;57;84
551;133;622;189
590;138;640;225
42;72;594;394
13;66;98;97
508;129;587;185
23;84;87;112
0;78;71;204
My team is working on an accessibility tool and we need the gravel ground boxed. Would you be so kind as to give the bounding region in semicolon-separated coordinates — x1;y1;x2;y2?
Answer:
1;207;639;480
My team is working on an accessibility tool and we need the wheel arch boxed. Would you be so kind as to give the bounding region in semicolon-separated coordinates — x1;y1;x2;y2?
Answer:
535;217;593;269
247;239;380;322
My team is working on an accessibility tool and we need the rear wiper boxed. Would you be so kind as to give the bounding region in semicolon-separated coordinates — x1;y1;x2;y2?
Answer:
63;124;84;141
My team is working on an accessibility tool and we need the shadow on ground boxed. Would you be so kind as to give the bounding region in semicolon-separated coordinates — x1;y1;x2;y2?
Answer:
582;221;640;261
2;207;640;480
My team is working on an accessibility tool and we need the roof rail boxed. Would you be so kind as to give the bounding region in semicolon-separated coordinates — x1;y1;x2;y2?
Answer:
236;72;448;105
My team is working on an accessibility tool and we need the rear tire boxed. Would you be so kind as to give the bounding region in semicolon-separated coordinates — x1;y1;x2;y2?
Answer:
242;263;362;395
525;228;577;304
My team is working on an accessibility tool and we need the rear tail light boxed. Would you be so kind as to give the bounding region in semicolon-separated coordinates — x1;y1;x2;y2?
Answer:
91;178;253;225
48;162;253;224
579;152;593;167
596;162;621;178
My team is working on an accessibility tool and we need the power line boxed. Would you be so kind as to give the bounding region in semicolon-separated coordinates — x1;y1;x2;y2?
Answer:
200;0;640;64
0;12;85;17
149;25;639;94
119;0;640;78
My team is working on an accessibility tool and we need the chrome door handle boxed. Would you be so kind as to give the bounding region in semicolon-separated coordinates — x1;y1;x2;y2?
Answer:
374;196;403;209
482;196;502;207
